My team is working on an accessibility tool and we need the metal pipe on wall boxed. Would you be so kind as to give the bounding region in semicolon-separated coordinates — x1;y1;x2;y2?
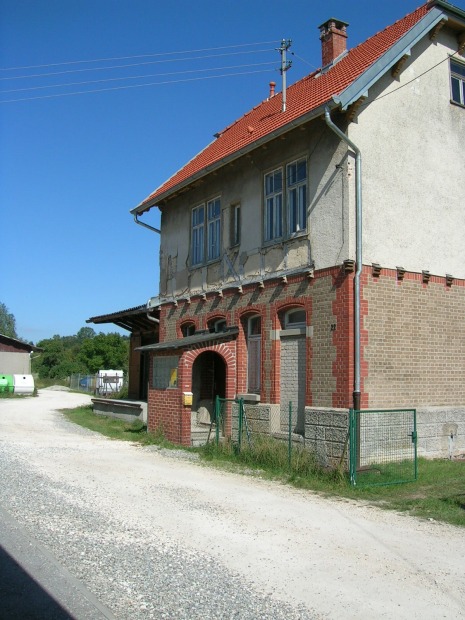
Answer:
324;107;362;410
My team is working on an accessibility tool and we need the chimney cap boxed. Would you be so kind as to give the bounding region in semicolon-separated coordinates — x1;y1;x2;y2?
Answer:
318;18;349;31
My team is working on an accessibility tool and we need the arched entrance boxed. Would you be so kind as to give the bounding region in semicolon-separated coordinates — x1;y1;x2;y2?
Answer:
191;351;226;441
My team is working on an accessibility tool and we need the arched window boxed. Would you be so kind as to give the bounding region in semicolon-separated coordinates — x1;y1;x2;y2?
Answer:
208;318;227;333
181;322;196;337
283;308;306;329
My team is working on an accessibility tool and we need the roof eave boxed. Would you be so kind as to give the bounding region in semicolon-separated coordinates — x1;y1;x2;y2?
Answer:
130;100;338;215
334;6;447;111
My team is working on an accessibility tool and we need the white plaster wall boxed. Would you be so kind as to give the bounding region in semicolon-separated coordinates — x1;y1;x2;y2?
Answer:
349;30;465;278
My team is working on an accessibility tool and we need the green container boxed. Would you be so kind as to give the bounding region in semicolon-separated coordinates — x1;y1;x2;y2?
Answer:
0;374;14;393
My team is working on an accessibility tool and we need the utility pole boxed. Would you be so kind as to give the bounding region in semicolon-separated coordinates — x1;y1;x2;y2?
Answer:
278;39;292;112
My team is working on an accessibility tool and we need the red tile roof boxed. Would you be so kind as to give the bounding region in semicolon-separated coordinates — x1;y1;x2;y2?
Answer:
136;3;430;212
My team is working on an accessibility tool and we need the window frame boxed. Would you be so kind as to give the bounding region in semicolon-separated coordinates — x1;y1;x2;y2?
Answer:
286;158;308;235
207;196;221;261
263;157;308;244
191;204;205;266
230;203;241;247
264;167;283;242
246;315;261;394
450;58;465;107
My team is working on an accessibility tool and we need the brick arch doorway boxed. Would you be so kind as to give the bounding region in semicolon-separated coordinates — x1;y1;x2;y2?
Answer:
191;351;226;426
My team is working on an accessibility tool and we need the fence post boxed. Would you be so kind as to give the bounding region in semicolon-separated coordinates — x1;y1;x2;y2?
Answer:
288;401;292;470
238;398;243;452
215;395;220;447
349;409;355;486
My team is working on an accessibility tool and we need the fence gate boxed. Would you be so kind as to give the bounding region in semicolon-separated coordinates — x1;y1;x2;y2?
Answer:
349;409;417;487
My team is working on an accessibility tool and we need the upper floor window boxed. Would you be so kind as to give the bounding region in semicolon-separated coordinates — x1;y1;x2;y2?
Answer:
264;158;307;242
230;203;241;247
450;58;465;106
207;197;221;260
191;205;205;266
264;168;283;241
287;159;307;234
191;198;222;266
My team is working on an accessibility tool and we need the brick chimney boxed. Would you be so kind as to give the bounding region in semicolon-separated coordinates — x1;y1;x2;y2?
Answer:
319;18;349;67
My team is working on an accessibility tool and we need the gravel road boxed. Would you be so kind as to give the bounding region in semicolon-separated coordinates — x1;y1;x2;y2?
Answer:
0;389;464;619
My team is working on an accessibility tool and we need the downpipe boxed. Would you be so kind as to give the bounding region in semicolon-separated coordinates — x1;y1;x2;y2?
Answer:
324;107;362;410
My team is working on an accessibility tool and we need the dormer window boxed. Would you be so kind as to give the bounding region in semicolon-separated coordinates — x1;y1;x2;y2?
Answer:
450;58;465;106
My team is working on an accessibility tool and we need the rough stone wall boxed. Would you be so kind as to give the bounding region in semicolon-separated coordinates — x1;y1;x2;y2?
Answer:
305;407;349;468
305;405;465;469
363;269;465;408
416;406;465;459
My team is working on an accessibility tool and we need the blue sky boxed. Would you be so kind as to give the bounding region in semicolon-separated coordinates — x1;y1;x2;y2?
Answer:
1;0;461;343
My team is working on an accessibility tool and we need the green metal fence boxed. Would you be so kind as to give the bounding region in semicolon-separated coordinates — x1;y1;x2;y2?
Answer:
211;397;301;469
349;408;417;487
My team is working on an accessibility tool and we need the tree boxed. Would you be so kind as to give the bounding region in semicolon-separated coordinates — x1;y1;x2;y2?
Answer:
76;327;96;341
0;302;18;338
78;332;129;374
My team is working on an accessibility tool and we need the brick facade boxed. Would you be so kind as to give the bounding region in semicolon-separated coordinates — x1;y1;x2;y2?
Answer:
148;266;357;443
147;265;465;446
363;268;465;408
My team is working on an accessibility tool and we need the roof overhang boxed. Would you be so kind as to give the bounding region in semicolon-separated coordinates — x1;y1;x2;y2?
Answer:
130;102;335;215
334;5;464;110
0;334;43;352
87;304;159;333
136;326;239;353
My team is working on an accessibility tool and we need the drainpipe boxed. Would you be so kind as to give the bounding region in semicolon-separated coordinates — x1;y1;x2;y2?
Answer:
133;212;161;234
324;106;362;410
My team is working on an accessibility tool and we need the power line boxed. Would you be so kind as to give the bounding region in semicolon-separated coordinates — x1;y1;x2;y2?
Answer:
0;41;280;72
1;61;277;94
0;49;275;82
0;68;276;104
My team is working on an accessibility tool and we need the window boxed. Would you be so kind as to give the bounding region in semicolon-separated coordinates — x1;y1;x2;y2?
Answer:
264;168;283;241
153;356;179;389
181;322;196;337
287;159;307;234
208;318;227;333
191;198;221;266
450;59;465;106
191;205;205;265
284;308;306;329
230;203;241;247
247;315;261;393
264;158;307;242
207;197;221;260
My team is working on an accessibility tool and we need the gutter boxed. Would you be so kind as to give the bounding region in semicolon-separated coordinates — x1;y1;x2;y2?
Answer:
324;107;362;410
133;212;160;234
